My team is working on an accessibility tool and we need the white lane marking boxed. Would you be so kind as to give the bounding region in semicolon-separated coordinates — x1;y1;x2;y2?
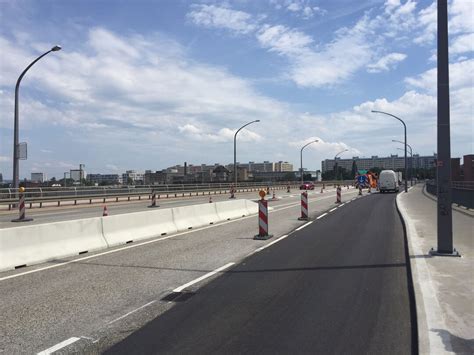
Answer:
1;189;362;281
329;207;337;212
316;213;328;219
173;262;235;293
254;234;289;253
37;337;81;355
295;221;313;231
339;203;345;207
107;300;157;325
345;200;351;204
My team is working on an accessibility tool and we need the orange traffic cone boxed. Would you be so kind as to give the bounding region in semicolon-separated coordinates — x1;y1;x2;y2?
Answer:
103;205;108;216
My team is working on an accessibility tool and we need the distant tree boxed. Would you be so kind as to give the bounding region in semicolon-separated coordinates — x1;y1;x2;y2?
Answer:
351;160;358;178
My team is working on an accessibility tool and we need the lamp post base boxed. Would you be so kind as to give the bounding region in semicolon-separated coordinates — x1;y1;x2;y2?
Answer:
429;247;461;257
11;217;33;223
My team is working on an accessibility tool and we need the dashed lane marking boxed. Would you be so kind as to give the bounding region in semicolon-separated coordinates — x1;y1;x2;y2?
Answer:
173;262;235;293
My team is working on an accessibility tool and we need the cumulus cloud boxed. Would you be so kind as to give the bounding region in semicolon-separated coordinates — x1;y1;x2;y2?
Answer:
367;52;407;73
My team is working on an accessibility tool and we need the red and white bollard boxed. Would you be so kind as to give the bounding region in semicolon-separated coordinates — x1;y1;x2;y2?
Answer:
336;186;342;203
272;190;278;200
287;185;290;193
230;187;235;199
209;196;212;203
254;192;273;240
148;190;159;208
298;191;309;220
103;205;109;216
11;187;33;222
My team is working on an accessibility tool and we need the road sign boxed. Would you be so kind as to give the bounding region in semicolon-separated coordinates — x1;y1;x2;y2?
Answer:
18;142;27;160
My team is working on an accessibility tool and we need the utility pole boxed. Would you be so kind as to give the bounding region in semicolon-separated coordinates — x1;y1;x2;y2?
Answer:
431;0;458;256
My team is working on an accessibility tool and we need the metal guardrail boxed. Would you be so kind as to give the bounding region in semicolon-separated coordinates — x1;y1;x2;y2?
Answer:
1;181;354;210
426;180;473;209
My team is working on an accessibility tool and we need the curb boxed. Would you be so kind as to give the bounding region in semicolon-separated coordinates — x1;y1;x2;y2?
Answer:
396;191;451;354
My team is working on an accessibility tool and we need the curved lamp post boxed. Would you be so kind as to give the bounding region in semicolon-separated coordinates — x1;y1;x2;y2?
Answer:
13;45;62;189
234;120;260;186
300;140;318;185
393;139;413;186
372;110;408;192
334;149;348;181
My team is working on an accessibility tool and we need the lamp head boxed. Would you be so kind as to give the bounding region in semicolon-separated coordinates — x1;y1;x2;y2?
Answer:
51;45;62;51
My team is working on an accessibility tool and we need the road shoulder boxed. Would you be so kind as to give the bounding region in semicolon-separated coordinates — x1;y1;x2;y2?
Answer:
396;185;474;354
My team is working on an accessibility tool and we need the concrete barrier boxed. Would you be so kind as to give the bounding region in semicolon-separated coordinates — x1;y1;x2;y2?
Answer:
0;217;107;271
0;199;259;272
173;203;219;230
215;199;252;221
102;208;177;247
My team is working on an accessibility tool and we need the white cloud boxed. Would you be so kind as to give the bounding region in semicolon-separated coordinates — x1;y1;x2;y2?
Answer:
187;4;257;34
450;33;474;54
404;59;474;94
178;124;262;143
256;25;313;55
367;52;407;73
272;0;326;19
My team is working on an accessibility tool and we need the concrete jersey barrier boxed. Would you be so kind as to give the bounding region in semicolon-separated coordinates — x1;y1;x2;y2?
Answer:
0;217;107;271
102;208;177;247
0;199;258;271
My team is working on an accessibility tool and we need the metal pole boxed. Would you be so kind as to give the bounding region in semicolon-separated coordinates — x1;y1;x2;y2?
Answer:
394;140;413;186
372;110;408;192
435;0;454;255
334;149;348;182
300;140;318;185
233;120;260;186
12;45;61;190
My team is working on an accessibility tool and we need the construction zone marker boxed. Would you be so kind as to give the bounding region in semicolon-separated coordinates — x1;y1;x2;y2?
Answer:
298;191;309;221
254;190;273;240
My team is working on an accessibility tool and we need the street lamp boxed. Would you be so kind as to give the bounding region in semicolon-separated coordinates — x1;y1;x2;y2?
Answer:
393;140;413;186
234;120;260;186
334;149;348;181
300;140;318;185
13;45;62;190
372;110;408;192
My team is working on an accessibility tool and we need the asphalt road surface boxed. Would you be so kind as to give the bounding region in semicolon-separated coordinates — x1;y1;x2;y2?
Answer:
1;187;362;354
107;192;417;354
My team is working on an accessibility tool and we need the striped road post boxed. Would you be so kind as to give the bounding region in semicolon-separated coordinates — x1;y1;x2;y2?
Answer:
336;185;342;203
298;191;309;220
11;187;33;222
148;190;159;208
359;185;363;196
254;190;273;240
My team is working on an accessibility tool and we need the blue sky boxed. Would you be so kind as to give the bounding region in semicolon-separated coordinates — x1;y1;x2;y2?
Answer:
0;0;472;179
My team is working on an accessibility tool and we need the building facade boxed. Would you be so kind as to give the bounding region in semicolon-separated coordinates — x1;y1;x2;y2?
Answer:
87;174;120;185
321;154;438;173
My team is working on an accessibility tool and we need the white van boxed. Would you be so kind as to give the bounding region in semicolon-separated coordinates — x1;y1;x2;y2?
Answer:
379;170;399;193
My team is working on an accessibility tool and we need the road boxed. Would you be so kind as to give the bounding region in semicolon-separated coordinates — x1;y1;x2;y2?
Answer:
106;191;416;354
0;187;341;228
0;189;416;354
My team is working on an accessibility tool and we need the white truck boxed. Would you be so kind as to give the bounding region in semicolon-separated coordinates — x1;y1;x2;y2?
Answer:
379;170;400;193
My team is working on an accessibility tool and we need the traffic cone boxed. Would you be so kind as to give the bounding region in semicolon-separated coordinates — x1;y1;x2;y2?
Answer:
320;187;324;193
287;185;290;193
272;191;278;200
209;196;212;203
103;205;108;216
